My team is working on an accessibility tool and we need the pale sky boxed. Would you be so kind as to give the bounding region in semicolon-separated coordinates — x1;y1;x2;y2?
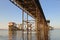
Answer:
0;0;60;29
40;0;60;28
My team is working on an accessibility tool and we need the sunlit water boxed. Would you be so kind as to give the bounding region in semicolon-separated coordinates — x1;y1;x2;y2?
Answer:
0;29;60;40
50;29;60;40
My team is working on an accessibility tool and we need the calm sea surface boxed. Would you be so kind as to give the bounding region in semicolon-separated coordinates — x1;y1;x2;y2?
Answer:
0;29;60;40
49;29;60;40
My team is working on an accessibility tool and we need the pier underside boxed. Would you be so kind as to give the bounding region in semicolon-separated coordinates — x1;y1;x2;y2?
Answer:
10;0;50;40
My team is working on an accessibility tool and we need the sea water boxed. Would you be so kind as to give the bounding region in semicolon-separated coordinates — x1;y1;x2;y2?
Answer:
0;29;60;40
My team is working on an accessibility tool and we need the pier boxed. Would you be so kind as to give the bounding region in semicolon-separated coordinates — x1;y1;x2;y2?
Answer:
9;0;50;40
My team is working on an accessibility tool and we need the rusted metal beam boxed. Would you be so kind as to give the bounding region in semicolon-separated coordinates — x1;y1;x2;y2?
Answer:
10;0;36;18
10;0;47;22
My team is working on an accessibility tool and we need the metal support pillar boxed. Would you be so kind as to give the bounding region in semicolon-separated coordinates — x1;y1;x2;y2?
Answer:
45;25;49;40
28;24;32;40
22;11;32;40
26;13;32;40
42;19;45;40
35;7;41;40
42;19;49;40
22;10;24;40
26;12;28;40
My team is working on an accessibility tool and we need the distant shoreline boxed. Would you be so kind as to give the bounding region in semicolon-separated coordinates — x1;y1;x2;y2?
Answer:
0;29;8;30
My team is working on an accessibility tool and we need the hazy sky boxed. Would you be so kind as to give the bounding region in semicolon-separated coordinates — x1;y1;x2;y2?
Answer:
0;0;60;29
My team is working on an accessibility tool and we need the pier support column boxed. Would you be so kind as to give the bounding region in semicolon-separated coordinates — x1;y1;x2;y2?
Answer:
42;20;49;40
35;8;42;40
22;10;24;40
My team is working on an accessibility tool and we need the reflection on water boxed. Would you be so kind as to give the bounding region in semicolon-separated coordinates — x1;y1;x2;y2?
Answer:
9;30;17;40
0;30;8;40
0;29;49;40
9;30;37;40
0;29;60;40
50;29;60;40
